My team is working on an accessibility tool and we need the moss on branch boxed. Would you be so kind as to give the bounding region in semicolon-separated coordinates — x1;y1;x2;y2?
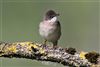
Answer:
0;41;100;67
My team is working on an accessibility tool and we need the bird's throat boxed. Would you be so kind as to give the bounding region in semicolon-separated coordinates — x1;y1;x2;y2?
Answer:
47;17;57;23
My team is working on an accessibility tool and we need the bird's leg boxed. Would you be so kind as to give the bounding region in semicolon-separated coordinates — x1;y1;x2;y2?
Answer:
42;39;47;47
53;41;58;49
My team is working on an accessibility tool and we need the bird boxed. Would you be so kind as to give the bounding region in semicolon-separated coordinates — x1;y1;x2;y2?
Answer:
39;10;61;48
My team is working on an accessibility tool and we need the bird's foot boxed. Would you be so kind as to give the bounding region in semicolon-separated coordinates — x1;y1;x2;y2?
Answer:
53;45;58;50
42;40;47;48
42;44;47;49
43;44;46;47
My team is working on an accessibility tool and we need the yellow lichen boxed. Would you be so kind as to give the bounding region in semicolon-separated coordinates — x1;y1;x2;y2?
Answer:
33;45;38;49
39;48;45;54
79;51;87;59
27;44;34;51
7;45;17;53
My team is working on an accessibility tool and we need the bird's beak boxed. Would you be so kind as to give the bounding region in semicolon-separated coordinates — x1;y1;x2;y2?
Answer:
56;13;59;16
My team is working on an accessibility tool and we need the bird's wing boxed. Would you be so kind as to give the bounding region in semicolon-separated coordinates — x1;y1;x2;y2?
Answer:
56;21;61;35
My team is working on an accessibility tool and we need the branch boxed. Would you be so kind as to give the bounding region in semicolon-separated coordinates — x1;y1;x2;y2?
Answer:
0;41;100;67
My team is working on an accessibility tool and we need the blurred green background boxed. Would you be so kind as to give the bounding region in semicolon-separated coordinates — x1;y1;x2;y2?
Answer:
0;0;100;67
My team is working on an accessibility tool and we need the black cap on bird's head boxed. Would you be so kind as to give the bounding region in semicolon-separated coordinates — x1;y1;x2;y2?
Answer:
45;10;59;20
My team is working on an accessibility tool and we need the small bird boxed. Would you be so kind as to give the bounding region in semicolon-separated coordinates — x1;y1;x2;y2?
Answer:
39;10;61;48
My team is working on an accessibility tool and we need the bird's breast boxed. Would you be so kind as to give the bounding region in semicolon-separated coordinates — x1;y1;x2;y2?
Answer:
39;22;56;36
39;21;61;42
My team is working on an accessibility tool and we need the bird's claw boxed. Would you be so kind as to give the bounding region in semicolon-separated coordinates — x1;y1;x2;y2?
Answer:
53;45;58;50
43;44;46;48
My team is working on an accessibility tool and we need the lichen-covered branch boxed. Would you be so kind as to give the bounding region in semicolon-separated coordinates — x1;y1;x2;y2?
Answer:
0;41;100;67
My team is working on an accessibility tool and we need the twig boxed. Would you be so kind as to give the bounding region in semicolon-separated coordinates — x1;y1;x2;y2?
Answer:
0;41;100;67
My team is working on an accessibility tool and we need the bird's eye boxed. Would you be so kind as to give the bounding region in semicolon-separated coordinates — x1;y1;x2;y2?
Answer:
50;15;54;18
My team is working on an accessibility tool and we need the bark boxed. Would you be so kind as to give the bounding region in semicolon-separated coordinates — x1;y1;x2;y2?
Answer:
0;41;100;67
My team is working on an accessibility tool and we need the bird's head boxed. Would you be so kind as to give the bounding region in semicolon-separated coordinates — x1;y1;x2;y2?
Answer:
45;10;59;20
